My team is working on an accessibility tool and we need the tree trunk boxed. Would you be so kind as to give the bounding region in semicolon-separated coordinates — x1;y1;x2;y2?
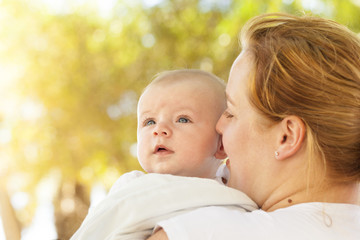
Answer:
54;180;90;240
0;181;21;240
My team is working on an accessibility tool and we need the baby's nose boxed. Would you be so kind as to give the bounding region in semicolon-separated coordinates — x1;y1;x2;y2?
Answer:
153;124;171;136
153;129;168;136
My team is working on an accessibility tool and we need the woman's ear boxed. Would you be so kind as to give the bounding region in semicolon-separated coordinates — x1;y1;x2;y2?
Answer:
215;136;227;159
275;116;306;160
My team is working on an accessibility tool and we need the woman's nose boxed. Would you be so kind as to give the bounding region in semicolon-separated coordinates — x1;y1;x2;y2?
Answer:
216;115;224;134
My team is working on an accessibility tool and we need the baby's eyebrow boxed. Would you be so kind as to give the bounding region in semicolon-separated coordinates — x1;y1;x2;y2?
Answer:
138;110;151;116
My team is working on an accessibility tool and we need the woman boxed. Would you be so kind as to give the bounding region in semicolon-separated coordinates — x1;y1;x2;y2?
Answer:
149;13;360;239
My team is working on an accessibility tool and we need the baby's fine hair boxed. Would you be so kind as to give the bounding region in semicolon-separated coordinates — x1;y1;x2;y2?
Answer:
143;69;226;93
241;13;360;182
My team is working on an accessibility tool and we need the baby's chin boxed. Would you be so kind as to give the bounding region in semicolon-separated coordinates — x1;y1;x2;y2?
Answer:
146;167;217;179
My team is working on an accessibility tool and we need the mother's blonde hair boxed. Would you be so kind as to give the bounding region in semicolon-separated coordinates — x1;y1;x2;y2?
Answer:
240;13;360;183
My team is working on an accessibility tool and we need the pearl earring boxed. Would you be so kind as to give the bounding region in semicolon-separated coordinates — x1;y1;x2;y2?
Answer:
275;151;279;157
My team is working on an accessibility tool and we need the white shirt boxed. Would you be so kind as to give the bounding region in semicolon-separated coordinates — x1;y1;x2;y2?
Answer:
157;202;360;240
70;171;257;240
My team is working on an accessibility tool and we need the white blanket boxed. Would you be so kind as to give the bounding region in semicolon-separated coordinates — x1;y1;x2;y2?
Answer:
70;171;258;240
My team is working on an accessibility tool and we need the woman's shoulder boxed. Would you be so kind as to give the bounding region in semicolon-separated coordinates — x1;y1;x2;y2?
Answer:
157;203;360;240
270;202;360;236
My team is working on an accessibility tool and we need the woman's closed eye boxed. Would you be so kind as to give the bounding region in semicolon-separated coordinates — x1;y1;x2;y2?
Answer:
223;110;234;118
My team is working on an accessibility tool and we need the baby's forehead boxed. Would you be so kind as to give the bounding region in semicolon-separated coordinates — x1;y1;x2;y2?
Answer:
138;71;226;114
140;78;213;103
147;73;224;93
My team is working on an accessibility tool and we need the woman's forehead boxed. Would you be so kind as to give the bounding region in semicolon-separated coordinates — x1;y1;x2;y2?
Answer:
226;52;255;105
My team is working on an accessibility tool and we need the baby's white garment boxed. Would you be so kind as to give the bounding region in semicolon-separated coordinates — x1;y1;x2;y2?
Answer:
70;171;257;240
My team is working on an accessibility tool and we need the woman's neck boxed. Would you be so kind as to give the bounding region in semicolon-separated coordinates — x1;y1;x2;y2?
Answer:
262;182;360;212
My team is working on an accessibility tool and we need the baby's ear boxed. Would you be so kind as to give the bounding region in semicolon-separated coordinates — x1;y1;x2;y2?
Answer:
215;136;227;159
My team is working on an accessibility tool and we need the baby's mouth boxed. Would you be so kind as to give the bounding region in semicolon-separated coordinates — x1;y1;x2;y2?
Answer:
154;145;173;154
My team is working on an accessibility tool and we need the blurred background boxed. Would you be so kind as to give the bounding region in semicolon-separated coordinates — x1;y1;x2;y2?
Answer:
0;0;359;239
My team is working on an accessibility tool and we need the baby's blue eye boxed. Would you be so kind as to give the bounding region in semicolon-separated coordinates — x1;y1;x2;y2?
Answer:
178;117;190;123
145;119;156;126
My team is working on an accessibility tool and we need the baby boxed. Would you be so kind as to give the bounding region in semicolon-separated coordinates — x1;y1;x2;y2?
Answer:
70;69;257;240
137;69;227;179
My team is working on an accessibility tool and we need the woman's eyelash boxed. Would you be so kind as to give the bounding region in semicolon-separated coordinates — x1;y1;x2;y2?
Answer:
224;110;234;118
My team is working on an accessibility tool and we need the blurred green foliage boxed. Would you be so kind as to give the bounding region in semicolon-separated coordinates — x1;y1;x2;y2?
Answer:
0;0;359;237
